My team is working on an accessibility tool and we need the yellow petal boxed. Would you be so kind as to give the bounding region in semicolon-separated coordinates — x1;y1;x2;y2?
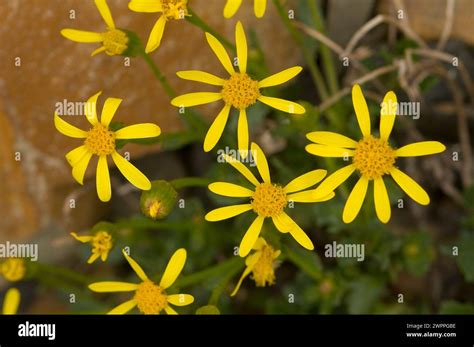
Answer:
209;182;254;197
251;142;271;183
222;154;260;186
312;164;356;199
95;0;115;28
160;248;187;289
100;97;122;127
171;92;222;107
306;144;354;157
306;131;357;148
258;96;305;114
205;204;253;221
66;145;89;167
205;32;235;75
85;91;101;125
254;0;267;17
272;213;291;233
111;152;151;191
279;212;314;250
54;113;87;138
390;167;430;205
287;190;335;203
342;176;369;223
223;0;243;18
88;282;138;292
70;232;93;243
122;249;149;281
374;178;391;223
204;104;231;152
239;216;264;257
253;237;267;250
115;124;161;139
395;141;446;157
352;84;371;137
128;0;162;12
96;155;111;202
146;15;167;53
108;300;137;315
3;288;20;315
91;46;107;57
379;91;397;141
60;29;103;43
235;21;247;73
167;294;194;306
238;109;249;158
164;306;178;314
284;169;327;193
87;253;101;264
230;265;253;297
72;151;93;185
258;66;302;88
177;70;225;86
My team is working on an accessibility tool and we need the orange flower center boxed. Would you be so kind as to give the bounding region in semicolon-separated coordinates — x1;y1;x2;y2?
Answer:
251;183;287;217
91;231;113;256
103;29;129;56
222;73;260;109
84;123;116;156
161;0;188;20
353;135;396;180
134;280;168;314
0;258;26;282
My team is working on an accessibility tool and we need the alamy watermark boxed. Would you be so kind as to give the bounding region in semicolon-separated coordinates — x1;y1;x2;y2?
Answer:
55;99;95;118
217;146;257;167
381;99;420;120
0;242;38;261
324;241;365;262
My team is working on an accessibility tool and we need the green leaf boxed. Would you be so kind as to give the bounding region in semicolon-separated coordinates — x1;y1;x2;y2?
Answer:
283;243;323;280
456;233;474;282
440;301;474;314
402;231;434;276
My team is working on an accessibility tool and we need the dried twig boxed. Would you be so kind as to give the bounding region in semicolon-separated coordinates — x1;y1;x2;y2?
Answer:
437;0;456;51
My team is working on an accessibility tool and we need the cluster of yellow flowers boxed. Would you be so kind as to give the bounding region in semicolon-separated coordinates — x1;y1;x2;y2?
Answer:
46;0;447;314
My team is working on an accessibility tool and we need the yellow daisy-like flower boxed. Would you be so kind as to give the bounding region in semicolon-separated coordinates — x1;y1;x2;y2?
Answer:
224;0;267;18
128;0;188;53
54;91;161;202
171;21;305;156
71;231;113;264
0;258;26;282
89;249;194;314
2;288;20;315
231;237;280;296
307;84;446;224
61;0;129;57
205;142;334;257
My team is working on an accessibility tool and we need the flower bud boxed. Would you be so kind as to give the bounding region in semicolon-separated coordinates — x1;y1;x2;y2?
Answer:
140;180;178;220
195;305;220;315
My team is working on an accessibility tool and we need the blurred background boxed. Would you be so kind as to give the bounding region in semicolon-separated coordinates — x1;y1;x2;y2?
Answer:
0;0;473;314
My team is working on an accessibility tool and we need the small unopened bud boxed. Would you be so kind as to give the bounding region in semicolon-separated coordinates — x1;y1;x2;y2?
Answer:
140;180;178;220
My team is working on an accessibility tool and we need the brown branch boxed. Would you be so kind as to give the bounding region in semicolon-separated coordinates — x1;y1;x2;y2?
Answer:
437;0;456;51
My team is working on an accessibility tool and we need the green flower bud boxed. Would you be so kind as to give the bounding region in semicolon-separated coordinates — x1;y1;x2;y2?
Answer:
140;180;178;220
195;305;220;315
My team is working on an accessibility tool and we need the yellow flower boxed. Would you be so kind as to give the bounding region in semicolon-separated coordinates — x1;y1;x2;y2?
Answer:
306;84;446;224
224;0;267;18
54;91;161;202
231;237;280;296
0;258;26;282
89;249;194;314
205;142;334;257
61;0;129;57
171;21;305;156
71;231;113;264
128;0;188;53
2;288;20;315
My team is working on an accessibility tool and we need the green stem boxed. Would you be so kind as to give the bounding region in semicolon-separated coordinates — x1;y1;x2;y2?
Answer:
171;177;212;189
175;257;244;288
30;262;92;286
272;0;329;100
140;52;176;98
186;8;235;51
115;218;192;231
308;0;339;94
282;244;321;281
208;261;243;305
